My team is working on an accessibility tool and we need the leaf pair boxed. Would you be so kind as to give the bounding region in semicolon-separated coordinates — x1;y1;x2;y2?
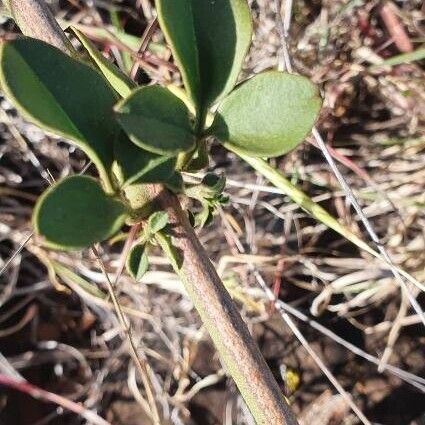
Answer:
185;174;228;228
0;36;179;191
156;0;322;158
156;0;252;116
73;28;197;160
125;212;169;280
1;1;323;253
0;36;185;250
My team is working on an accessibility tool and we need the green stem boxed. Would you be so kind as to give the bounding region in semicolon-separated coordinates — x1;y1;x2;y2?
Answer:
236;150;374;253
231;147;423;290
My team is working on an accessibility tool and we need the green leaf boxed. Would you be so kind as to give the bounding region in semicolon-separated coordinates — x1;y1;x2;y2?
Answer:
167;84;196;116
113;132;176;187
211;71;321;158
155;0;201;109
202;173;226;195
191;0;252;109
0;37;119;192
115;86;195;155
195;203;214;228
126;243;149;281
185;174;225;202
33;176;127;251
184;142;209;172
53;261;105;298
165;172;184;193
155;231;183;269
68;23;166;55
71;27;136;98
147;211;169;235
155;0;252;113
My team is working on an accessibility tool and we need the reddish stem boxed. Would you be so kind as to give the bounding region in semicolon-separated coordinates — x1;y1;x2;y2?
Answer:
379;1;413;53
0;374;111;425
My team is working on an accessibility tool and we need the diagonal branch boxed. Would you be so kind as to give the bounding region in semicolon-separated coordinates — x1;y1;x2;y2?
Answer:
4;0;75;55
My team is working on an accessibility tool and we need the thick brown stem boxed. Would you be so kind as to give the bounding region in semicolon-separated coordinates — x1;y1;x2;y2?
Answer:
150;185;298;425
6;1;298;423
4;0;75;55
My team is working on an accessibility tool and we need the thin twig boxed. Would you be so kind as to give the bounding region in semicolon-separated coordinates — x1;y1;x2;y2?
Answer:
91;246;161;425
130;18;158;80
254;270;372;425
378;289;410;372
0;233;33;278
312;126;425;329
281;314;372;425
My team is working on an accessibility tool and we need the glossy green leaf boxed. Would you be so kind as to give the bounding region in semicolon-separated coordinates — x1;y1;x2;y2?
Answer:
191;0;252;109
155;0;201;109
126;243;149;281
115;86;195;155
0;37;119;192
33;176;127;250
113;132;176;187
147;211;169;235
211;71;321;157
155;0;252;113
71;27;136;98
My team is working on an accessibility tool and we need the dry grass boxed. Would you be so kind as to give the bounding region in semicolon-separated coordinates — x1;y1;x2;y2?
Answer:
0;1;424;424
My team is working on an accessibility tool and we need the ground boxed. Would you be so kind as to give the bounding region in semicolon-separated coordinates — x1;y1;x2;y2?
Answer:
0;0;424;424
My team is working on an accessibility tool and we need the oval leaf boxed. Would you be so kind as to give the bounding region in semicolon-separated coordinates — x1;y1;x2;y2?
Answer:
115;86;195;155
71;27;136;98
156;0;252;114
155;0;201;109
33;176;127;250
126;243;149;281
114;132;176;187
211;71;321;157
147;211;169;235
0;37;119;192
191;0;252;109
